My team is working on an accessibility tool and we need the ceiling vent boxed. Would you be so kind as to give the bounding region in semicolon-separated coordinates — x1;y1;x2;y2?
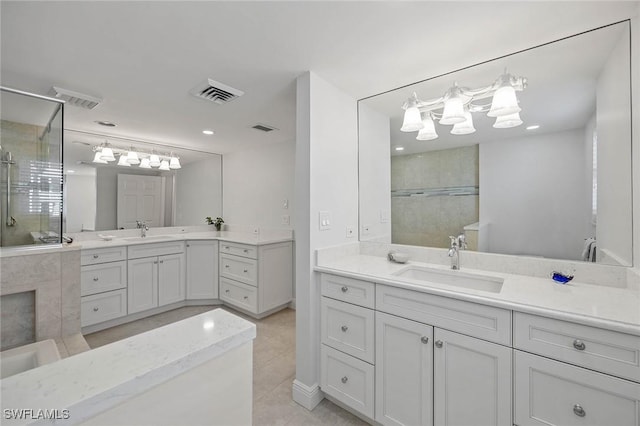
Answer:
190;79;244;105
252;123;278;133
48;86;102;109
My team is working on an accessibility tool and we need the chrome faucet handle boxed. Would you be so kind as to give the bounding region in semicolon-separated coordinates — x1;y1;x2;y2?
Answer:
457;233;467;250
448;236;458;248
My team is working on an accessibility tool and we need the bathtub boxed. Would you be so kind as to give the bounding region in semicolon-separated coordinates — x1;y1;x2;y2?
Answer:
0;339;61;379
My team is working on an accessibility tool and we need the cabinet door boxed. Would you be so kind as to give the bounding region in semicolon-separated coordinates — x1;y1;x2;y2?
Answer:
127;257;158;314
375;311;433;426
433;328;512;426
186;241;219;299
158;253;185;306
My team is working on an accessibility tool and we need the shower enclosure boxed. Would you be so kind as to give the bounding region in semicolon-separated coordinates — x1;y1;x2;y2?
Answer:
0;87;64;247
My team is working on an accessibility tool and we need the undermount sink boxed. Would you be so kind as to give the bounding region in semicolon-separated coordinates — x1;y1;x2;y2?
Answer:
392;265;504;293
122;235;175;242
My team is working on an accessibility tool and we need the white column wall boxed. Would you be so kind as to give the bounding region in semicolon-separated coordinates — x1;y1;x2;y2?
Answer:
293;71;359;408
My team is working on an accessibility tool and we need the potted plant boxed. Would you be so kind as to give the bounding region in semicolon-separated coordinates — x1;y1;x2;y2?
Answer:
206;216;224;231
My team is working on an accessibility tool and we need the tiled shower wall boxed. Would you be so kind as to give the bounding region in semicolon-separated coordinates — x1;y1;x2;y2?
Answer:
391;146;479;248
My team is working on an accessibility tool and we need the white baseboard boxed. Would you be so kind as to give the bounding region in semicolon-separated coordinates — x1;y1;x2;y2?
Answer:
288;298;296;310
292;379;323;410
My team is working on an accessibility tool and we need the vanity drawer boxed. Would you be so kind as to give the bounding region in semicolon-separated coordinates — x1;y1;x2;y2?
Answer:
321;344;374;419
127;241;185;260
220;253;258;286
514;312;640;382
321;274;375;309
376;284;512;346
219;278;258;313
219;242;257;259
81;289;127;327
81;246;127;266
321;297;375;364
81;261;127;296
514;350;640;426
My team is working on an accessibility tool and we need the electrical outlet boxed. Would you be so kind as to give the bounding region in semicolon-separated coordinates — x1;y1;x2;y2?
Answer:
361;224;371;235
252;227;260;235
281;215;290;225
346;227;355;238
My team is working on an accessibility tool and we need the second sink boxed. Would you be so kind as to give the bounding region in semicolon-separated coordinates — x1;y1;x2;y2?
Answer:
122;235;176;242
392;265;504;293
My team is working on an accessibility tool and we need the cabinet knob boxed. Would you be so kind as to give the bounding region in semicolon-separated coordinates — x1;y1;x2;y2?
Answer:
243;249;249;253
243;269;248;273
186;244;190;247
573;339;586;351
93;307;99;312
225;264;230;268
243;296;248;300
93;277;99;282
341;376;348;384
573;404;586;417
225;289;230;293
434;340;443;348
160;260;164;264
93;255;99;259
225;246;230;250
341;325;348;332
341;286;348;293
421;336;429;344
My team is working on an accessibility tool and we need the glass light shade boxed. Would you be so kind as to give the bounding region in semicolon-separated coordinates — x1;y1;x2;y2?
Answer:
93;151;108;164
493;112;523;128
416;113;438;141
159;160;170;171
451;111;476;135
149;154;161;167
117;155;131;166
169;157;181;169
100;147;115;162
127;150;140;165
400;106;424;132
139;158;151;169
439;97;466;125
488;85;521;117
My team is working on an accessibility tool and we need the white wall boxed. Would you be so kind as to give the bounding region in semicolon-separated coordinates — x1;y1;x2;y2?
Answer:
223;140;295;230
294;71;359;408
358;103;391;242
632;7;640;270
596;24;633;266
174;156;223;226
480;129;591;261
65;174;96;232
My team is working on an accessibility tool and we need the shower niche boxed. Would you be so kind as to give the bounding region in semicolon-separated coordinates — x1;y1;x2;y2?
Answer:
0;87;64;247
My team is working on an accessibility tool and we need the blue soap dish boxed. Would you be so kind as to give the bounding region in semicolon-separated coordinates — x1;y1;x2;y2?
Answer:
551;271;574;284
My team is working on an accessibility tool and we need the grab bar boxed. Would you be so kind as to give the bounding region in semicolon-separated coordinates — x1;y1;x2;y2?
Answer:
3;152;16;227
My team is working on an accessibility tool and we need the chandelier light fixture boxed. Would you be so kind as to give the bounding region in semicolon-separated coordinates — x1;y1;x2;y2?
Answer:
400;70;527;140
91;141;181;170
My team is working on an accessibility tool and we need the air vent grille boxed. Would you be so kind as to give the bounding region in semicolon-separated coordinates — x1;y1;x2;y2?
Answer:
252;124;278;133
190;79;244;105
48;86;102;109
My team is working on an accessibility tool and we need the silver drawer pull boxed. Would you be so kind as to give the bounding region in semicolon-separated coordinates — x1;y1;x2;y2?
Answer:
160;260;164;264
341;325;348;332
93;277;99;282
93;255;99;259
573;339;586;351
93;307;99;312
225;289;230;293
434;340;443;348
225;264;230;268
341;376;348;384
341;286;348;293
225;246;230;250
573;404;586;417
421;336;429;344
243;269;248;273
243;249;249;253
244;296;248;300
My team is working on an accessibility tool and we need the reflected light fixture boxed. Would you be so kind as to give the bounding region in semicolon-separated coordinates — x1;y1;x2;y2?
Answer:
169;156;181;170
159;160;170;171
99;144;115;162
93;151;107;164
202;130;214;135
139;158;151;169
400;69;527;138
395;146;405;151
149;153;161;167
117;154;131;166
126;149;140;165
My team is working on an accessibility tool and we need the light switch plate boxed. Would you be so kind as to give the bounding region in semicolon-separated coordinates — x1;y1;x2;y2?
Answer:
281;215;290;225
319;211;331;231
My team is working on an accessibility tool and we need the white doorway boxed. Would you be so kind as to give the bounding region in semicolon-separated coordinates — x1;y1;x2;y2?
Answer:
117;174;165;229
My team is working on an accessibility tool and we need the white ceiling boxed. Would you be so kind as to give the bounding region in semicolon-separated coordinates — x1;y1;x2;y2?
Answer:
1;1;637;155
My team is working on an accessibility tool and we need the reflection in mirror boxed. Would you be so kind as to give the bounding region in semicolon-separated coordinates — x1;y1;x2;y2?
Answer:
63;130;222;232
358;21;632;266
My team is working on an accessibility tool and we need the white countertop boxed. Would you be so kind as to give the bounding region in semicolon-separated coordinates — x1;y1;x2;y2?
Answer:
0;309;256;425
316;254;640;336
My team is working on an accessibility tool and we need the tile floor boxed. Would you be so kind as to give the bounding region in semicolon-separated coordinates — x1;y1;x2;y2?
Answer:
84;306;368;426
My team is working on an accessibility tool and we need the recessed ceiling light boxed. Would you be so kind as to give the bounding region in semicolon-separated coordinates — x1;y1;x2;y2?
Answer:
202;130;215;135
395;146;405;151
95;120;117;127
526;125;540;130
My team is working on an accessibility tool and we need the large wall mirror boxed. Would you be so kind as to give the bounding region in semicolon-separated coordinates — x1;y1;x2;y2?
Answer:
358;21;632;266
63;130;222;233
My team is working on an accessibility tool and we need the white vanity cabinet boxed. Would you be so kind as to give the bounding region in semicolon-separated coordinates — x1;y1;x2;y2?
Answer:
219;241;292;317
186;240;219;300
127;242;185;315
80;246;128;327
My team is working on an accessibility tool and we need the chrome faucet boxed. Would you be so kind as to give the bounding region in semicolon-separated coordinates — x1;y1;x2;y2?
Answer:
136;220;149;238
448;233;467;270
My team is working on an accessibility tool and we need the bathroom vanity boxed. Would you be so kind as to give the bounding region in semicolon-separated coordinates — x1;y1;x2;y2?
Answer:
316;247;640;426
76;228;293;333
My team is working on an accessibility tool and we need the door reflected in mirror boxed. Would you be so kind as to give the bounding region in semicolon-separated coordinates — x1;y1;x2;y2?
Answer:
358;21;632;266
